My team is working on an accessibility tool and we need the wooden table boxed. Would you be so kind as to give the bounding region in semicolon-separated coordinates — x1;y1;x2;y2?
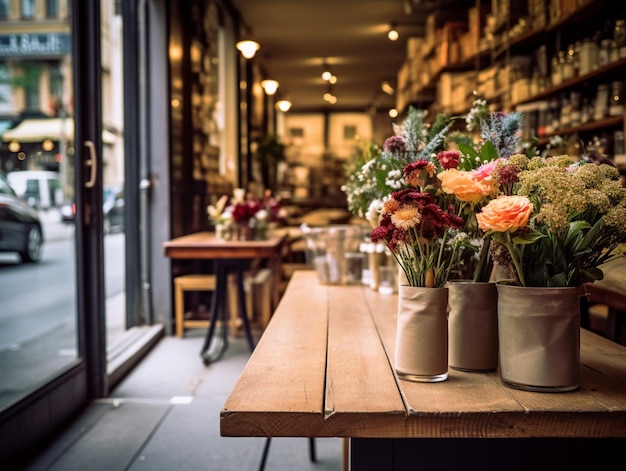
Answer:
163;231;287;363
221;271;626;470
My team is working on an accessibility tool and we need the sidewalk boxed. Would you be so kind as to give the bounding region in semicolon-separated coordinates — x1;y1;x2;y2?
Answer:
23;333;344;470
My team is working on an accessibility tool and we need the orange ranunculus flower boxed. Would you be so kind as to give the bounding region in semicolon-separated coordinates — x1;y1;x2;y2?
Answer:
438;169;493;204
476;195;533;232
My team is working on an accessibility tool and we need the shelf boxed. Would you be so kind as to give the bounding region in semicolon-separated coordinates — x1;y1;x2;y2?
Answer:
546;0;612;33
513;57;626;107
535;115;624;146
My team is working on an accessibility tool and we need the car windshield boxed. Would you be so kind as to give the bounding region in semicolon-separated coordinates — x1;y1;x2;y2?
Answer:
0;174;16;196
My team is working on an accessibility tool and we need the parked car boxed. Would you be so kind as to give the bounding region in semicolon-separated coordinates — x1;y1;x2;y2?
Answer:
0;172;44;263
7;170;63;210
59;185;125;234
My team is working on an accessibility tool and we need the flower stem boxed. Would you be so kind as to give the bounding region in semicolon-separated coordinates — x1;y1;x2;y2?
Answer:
504;233;526;287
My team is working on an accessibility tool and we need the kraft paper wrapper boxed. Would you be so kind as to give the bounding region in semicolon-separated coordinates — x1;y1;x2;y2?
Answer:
448;281;499;371
497;284;580;390
395;285;448;378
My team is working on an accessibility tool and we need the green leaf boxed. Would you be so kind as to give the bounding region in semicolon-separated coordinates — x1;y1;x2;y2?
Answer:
511;229;545;245
457;143;478;159
478;140;499;162
577;218;605;253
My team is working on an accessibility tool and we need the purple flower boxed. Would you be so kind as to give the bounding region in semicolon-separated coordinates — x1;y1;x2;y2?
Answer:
384;136;407;154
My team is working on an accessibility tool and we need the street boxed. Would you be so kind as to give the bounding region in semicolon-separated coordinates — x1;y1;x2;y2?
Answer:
0;210;125;348
0;210;126;410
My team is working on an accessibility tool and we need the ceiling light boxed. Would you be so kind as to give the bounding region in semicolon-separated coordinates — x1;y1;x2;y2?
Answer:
387;24;399;41
389;108;399;118
322;70;332;81
381;81;395;95
236;40;260;59
261;79;279;95
328;75;337;84
276;99;292;112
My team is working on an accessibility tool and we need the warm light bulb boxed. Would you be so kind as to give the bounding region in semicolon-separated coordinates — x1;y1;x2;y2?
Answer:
322;70;332;81
276;99;292;112
261;79;279;95
236;40;260;59
388;108;399;118
388;28;399;41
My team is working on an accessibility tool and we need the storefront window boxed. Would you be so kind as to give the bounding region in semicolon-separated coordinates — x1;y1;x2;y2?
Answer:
47;0;59;18
0;0;8;20
21;0;35;19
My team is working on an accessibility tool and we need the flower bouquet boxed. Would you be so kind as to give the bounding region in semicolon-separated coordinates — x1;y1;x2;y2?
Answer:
475;155;626;391
477;155;626;288
208;189;285;241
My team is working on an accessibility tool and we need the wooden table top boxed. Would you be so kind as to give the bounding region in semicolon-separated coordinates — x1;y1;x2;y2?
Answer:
162;231;287;259
221;271;626;439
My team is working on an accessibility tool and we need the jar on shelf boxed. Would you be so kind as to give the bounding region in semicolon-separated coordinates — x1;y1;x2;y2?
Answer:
550;55;562;86
614;19;626;58
560;50;573;81
594;84;610;120
570;92;582;127
598;39;612;67
609;81;625;116
579;40;599;75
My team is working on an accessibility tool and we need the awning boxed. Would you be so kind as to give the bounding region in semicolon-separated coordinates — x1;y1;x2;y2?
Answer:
1;118;116;145
2;118;73;143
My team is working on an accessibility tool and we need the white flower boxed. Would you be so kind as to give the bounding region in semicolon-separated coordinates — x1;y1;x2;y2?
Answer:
366;199;384;228
255;209;269;221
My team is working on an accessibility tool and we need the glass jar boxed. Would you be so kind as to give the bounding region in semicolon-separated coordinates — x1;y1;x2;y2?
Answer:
570;92;582;127
560;50;573;80
550;56;562;86
579;40;599;75
598;39;612;66
609;81;625;116
594;84;610;120
614;19;626;57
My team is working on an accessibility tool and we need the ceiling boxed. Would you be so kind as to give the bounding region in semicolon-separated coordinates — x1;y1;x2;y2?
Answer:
229;0;473;114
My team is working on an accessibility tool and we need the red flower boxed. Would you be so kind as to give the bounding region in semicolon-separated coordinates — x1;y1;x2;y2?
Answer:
436;150;461;170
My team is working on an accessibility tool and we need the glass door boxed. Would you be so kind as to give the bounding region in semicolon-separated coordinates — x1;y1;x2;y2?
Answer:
100;0;127;363
0;0;108;462
0;0;83;412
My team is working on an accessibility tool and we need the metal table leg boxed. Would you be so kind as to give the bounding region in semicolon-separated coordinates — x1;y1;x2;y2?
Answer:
201;259;256;364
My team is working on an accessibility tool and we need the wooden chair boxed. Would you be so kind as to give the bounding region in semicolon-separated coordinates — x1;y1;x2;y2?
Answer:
174;274;216;338
174;273;252;338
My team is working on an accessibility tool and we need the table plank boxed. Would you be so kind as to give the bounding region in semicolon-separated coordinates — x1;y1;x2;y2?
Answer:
325;285;405;416
163;231;286;259
221;272;329;436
